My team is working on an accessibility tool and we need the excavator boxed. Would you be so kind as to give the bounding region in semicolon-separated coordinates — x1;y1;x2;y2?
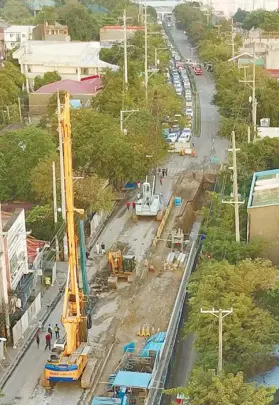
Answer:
40;93;93;388
107;250;136;288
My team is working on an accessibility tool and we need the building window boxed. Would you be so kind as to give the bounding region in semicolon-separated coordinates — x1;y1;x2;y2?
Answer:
81;68;89;75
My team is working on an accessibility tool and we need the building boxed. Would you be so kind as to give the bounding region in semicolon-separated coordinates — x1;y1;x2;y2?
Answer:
32;21;70;42
228;52;265;68
100;25;144;43
247;169;279;264
1;209;29;292
29;77;103;116
4;25;35;50
13;41;118;92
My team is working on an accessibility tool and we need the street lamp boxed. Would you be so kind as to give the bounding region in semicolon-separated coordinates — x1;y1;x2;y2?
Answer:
120;109;139;133
155;47;168;69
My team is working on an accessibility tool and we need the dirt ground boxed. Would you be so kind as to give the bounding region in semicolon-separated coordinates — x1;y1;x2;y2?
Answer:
84;173;206;398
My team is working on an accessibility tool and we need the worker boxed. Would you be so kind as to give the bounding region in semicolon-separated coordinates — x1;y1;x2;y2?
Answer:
137;192;141;200
126;201;131;210
45;333;51;351
36;331;40;349
132;201;136;210
54;324;60;339
165;168;168;176
162;168;165;177
47;324;52;339
137;181;141;189
101;242;105;255
86;251;89;260
38;319;43;332
96;242;100;255
160;177;163;186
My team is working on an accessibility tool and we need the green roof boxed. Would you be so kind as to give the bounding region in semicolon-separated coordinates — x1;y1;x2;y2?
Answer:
248;169;279;208
238;58;265;66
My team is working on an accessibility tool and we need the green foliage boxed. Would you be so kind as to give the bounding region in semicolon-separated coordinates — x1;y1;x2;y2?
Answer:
0;126;56;201
166;369;275;405
233;8;250;24
34;71;61;91
34;6;59;24
0;0;32;24
186;259;279;374
201;192;266;262
25;204;58;241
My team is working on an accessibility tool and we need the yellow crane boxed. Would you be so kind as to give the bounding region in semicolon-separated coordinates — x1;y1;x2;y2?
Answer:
41;93;91;387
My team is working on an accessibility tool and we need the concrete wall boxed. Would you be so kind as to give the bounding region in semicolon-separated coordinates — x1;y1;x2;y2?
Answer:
248;204;279;264
100;28;142;42
265;49;279;69
29;92;93;115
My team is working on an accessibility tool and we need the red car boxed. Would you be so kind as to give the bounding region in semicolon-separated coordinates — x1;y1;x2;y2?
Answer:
194;67;203;75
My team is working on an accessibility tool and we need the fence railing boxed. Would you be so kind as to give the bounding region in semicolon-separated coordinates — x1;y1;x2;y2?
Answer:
146;219;202;405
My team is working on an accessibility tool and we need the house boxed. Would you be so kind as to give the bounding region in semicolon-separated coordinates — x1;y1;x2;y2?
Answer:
4;25;35;50
247;168;279;264
13;41;118;92
29;77;103;116
100;25;144;43
228;52;265;68
32;21;70;42
241;28;279;56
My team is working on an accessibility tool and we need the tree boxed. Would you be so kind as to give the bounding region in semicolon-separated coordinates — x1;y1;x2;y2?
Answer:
30;154;115;213
0;127;56;201
25;204;59;241
166;369;275;405
0;0;32;24
186;259;279;373
34;6;60;24
34;71;61;91
57;2;99;40
233;8;250;24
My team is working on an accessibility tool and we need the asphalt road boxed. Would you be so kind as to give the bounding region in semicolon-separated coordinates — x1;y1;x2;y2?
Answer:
167;26;228;174
162;27;229;397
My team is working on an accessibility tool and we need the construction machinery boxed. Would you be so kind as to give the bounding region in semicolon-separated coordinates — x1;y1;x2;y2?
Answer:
40;93;93;388
107;250;136;288
135;176;164;220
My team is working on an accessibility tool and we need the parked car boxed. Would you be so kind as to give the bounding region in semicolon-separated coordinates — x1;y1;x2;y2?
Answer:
185;108;193;118
167;133;178;143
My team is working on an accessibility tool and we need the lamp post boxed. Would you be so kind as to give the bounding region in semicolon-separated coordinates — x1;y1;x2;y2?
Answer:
120;109;139;133
154;47;168;69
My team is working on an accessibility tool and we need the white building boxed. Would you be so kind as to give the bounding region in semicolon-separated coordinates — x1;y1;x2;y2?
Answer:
4;25;35;50
2;209;29;291
13;40;118;92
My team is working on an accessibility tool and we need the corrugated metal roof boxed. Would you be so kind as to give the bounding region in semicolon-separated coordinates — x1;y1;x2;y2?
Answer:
35;78;102;95
140;332;166;358
248;169;279;208
112;371;152;389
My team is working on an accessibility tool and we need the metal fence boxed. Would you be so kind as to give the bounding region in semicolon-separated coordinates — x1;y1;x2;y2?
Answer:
12;292;41;346
146;220;202;405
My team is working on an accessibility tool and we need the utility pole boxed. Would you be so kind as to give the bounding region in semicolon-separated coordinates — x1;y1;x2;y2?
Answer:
201;308;233;373
247;125;251;143
123;9;128;86
223;131;244;242
144;3;148;105
57;92;68;261
18;97;22;123
239;42;257;138
52;162;60;261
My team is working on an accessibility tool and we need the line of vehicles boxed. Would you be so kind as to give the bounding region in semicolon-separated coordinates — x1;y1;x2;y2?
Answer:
161;32;195;147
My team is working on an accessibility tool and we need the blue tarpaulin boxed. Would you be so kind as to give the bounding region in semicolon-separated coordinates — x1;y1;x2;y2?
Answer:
92;397;121;405
140;332;166;358
113;371;152;389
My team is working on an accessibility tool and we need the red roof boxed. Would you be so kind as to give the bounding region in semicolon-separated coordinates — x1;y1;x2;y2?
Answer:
35;78;103;95
27;237;47;266
102;25;144;30
265;69;279;79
